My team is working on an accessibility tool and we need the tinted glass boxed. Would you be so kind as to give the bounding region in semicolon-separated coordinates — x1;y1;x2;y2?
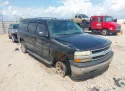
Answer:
28;22;37;34
78;16;82;18
18;20;28;31
36;23;47;34
92;17;97;22
48;20;83;36
81;15;89;18
13;24;19;29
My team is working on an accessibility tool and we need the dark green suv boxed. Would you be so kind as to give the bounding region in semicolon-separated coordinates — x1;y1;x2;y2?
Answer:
17;18;114;80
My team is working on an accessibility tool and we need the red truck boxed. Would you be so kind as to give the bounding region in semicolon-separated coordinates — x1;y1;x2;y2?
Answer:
90;16;121;35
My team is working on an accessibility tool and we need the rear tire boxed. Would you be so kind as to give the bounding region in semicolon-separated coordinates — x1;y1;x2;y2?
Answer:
21;41;27;53
12;35;16;43
8;34;12;39
101;29;108;36
56;61;67;77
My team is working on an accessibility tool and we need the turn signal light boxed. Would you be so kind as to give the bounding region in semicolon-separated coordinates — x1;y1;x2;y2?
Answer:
74;58;81;63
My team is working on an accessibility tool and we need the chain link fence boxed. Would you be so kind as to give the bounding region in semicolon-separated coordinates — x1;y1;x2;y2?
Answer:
0;21;17;34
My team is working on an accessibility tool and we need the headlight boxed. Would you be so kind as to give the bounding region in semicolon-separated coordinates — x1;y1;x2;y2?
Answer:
74;51;91;56
74;51;92;63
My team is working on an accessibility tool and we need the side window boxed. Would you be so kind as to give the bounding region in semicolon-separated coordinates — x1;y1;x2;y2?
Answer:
75;16;77;18
78;16;82;19
92;18;97;22
18;20;28;31
36;23;47;35
28;22;37;34
98;17;102;22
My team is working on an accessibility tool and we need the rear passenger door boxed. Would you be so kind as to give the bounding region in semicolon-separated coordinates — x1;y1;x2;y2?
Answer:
34;22;50;60
26;22;37;52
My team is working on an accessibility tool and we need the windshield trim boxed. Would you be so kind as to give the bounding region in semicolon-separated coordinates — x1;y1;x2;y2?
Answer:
47;20;84;37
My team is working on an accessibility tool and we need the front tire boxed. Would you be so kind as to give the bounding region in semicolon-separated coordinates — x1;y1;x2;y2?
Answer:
56;61;67;77
21;41;27;53
101;29;108;36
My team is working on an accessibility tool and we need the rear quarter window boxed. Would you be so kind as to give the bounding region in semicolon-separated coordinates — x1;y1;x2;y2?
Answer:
18;20;28;31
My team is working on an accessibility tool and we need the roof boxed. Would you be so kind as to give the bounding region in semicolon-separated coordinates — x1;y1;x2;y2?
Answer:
23;17;69;21
91;15;111;17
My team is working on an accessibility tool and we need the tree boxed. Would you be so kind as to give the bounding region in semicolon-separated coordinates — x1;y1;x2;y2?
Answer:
18;17;23;22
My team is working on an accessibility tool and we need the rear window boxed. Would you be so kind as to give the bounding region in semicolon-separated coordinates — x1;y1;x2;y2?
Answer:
13;24;19;29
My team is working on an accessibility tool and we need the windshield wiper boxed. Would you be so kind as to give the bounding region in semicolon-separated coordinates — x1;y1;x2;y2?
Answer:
58;33;70;35
70;32;82;34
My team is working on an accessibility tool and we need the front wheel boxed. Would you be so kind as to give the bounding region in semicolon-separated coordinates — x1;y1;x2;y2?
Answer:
101;29;108;36
56;61;67;77
21;41;27;53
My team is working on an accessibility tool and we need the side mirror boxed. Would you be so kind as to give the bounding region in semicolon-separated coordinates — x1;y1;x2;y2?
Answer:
38;32;48;37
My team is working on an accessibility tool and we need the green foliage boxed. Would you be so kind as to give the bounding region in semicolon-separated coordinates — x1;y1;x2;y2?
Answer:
18;17;23;22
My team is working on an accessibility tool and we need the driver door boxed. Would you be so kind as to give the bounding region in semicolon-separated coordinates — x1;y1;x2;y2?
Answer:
34;22;50;60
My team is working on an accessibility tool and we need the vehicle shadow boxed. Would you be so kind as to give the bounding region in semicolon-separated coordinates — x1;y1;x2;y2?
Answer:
28;53;53;68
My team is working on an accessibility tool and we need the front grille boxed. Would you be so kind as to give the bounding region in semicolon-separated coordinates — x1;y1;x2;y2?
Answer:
116;26;121;30
92;46;111;60
92;46;110;54
92;53;109;60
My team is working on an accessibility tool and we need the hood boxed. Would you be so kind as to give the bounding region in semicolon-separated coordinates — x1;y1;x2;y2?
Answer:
107;22;120;26
55;34;111;51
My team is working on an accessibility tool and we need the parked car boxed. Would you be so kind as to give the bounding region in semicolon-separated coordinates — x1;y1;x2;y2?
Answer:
8;24;19;42
72;14;90;28
90;16;121;35
17;18;114;80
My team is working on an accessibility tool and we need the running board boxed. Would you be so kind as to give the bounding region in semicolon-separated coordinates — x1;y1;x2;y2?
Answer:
27;50;52;65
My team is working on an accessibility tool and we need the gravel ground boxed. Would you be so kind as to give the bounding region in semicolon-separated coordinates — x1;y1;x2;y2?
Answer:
0;32;125;91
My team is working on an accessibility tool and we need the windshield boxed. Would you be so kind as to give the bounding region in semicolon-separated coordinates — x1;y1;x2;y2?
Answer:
13;24;19;29
104;16;113;22
48;20;83;36
81;15;89;18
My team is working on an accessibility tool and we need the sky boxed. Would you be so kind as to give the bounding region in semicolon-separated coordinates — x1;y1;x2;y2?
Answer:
0;0;125;21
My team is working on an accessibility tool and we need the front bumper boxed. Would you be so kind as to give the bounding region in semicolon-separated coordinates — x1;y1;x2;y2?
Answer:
69;51;113;80
109;30;120;34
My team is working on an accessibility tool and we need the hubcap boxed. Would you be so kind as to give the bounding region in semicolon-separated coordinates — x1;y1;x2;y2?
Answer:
102;30;107;35
21;43;25;52
12;36;14;42
56;62;66;77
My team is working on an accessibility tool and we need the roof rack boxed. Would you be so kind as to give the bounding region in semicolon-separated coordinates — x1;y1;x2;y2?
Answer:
35;17;56;19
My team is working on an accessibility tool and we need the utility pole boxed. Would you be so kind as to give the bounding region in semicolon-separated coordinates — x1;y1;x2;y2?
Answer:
1;13;5;33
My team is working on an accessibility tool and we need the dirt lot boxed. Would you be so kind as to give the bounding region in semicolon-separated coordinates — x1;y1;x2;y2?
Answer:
0;32;125;91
